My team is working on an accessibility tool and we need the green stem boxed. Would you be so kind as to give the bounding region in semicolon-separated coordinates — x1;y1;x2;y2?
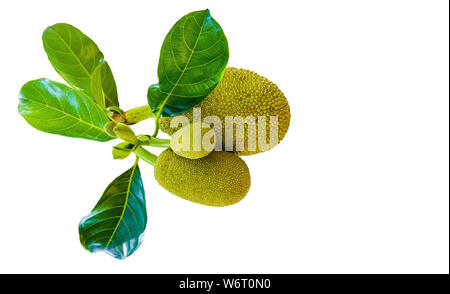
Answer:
149;137;171;148
152;117;160;137
123;105;154;125
133;146;158;166
152;103;165;137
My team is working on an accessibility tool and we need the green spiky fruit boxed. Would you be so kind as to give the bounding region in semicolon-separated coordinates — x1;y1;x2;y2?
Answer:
154;149;251;206
170;121;216;159
159;67;290;155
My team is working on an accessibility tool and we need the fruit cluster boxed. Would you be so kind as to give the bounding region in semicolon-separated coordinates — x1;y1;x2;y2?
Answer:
155;67;291;206
18;9;290;259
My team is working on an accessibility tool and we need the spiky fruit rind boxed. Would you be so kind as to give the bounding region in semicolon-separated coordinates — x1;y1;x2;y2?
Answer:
154;149;251;207
170;121;216;159
159;67;290;155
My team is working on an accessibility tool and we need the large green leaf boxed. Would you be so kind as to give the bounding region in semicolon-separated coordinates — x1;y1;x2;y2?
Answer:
147;9;229;117
91;61;119;108
42;23;105;98
79;164;147;259
18;79;113;142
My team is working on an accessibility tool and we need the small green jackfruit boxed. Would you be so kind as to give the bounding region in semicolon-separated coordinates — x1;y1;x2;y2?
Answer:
154;149;251;207
170;121;216;159
159;67;290;156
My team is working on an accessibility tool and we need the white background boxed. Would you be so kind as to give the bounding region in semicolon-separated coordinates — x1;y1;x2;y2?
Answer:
0;0;448;273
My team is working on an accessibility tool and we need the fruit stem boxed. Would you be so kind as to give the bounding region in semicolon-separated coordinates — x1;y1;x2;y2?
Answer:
133;146;157;166
149;137;171;148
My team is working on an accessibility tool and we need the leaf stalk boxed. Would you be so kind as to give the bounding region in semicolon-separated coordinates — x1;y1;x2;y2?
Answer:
133;146;158;166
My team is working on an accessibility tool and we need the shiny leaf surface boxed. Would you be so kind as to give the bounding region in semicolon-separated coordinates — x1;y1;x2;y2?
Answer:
147;9;229;117
42;23;104;98
18;79;113;142
91;61;119;108
79;164;147;259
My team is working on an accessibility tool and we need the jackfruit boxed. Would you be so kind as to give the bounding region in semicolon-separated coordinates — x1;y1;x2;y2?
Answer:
154;149;251;206
170;121;216;159
159;67;290;156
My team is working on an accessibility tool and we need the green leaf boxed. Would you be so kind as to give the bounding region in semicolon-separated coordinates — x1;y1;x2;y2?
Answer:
42;23;104;98
91;61;119;108
79;164;147;259
18;79;113;142
147;9;229;117
112;142;134;159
